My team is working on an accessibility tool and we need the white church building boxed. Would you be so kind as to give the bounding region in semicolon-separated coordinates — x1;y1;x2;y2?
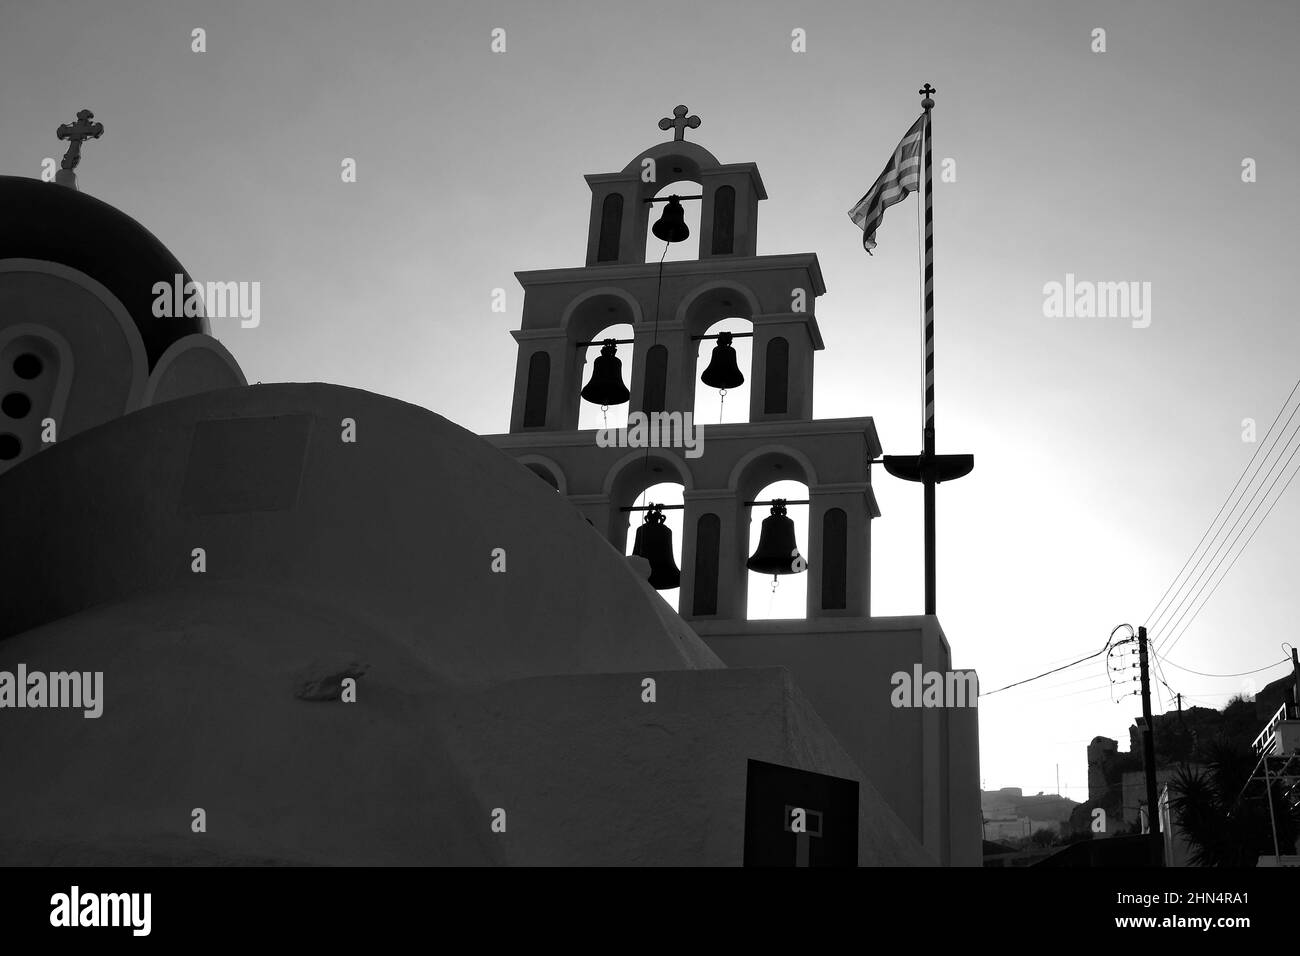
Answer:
0;108;980;866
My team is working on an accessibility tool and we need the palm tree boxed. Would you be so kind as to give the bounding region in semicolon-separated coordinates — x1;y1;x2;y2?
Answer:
1167;738;1300;866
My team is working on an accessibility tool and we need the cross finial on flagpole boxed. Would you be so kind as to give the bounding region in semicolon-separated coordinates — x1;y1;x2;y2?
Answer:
658;105;701;142
919;84;936;110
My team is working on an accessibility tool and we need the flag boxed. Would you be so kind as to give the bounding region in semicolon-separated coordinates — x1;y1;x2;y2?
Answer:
847;114;925;254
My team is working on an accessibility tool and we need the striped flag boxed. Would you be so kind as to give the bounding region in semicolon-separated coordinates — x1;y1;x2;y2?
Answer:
847;114;925;254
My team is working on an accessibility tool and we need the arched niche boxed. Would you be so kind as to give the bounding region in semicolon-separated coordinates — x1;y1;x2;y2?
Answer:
522;350;550;427
0;326;73;475
142;334;246;408
641;343;668;414
764;336;789;414
821;508;848;611
691;512;722;616
515;454;567;494
710;185;736;255
0;259;147;420
596;193;624;262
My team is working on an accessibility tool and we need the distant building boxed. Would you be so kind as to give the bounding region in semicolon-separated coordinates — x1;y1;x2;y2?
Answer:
1087;736;1118;802
1122;769;1179;831
981;787;1077;843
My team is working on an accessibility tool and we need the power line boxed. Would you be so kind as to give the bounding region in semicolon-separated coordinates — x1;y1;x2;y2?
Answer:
1158;657;1292;680
1143;375;1300;634
1154;434;1300;650
1151;646;1169;711
983;625;1131;697
1172;691;1228;705
1157;441;1300;657
1020;668;1117;694
1150;649;1175;708
1154;420;1300;647
1000;681;1119;706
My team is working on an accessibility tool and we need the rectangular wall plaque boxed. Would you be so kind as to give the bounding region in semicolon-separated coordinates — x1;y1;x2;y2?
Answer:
179;414;312;515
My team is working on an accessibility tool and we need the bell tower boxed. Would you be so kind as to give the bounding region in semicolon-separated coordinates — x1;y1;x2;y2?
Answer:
484;108;980;866
491;106;876;621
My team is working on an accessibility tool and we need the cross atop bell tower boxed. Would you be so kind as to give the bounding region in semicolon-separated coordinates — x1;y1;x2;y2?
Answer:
658;105;701;142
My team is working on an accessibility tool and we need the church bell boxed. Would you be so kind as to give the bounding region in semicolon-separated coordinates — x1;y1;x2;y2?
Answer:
700;331;745;390
631;505;681;590
580;340;631;406
746;500;806;576
651;195;690;244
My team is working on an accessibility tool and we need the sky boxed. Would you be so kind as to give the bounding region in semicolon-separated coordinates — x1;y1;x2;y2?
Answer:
3;0;1299;800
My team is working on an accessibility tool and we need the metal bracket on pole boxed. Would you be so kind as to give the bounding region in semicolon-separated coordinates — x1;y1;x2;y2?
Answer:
881;453;974;484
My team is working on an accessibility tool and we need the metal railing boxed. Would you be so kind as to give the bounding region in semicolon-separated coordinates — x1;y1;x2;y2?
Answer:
1253;702;1293;756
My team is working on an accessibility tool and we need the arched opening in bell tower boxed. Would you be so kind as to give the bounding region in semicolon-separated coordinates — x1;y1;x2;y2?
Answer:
623;480;686;611
732;447;816;622
577;322;634;430
644;180;702;264
693;317;752;425
606;451;692;613
682;281;758;425
746;478;810;621
564;290;641;432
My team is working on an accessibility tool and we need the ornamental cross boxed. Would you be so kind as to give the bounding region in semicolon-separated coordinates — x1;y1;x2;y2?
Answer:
658;105;701;142
56;109;104;171
919;84;936;109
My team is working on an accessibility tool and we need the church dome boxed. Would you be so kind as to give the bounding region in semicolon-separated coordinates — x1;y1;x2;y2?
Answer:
0;383;932;865
0;176;207;368
0;382;719;673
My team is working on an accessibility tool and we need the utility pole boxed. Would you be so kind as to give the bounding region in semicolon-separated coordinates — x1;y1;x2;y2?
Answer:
1291;647;1299;717
1138;626;1162;865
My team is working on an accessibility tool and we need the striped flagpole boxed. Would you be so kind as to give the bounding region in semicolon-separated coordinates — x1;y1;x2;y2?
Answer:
881;83;972;618
921;86;935;451
920;83;937;615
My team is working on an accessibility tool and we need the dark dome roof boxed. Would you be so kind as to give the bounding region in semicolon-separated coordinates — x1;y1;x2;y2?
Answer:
0;175;208;368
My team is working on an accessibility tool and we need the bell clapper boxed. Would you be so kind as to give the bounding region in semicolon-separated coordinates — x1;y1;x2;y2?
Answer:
718;388;727;424
601;404;608;428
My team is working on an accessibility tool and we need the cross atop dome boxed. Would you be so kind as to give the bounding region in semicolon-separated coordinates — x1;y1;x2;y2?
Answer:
54;108;104;190
658;105;701;142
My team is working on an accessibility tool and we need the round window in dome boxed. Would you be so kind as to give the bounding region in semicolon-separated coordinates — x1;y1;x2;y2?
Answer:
13;353;43;379
2;392;31;419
